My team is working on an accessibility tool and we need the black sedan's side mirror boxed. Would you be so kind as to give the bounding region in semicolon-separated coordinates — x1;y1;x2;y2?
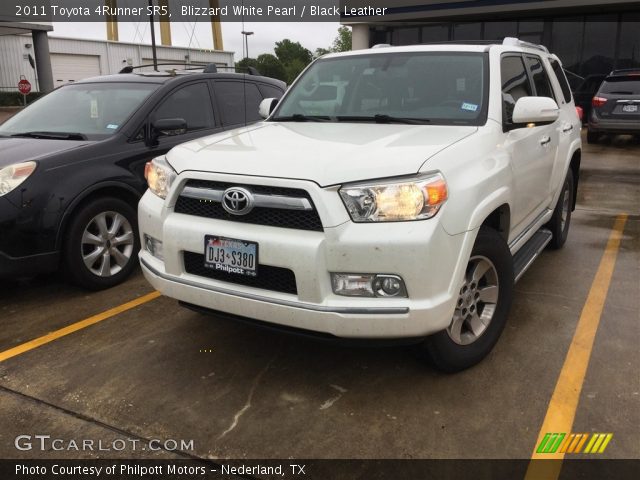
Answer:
146;118;187;147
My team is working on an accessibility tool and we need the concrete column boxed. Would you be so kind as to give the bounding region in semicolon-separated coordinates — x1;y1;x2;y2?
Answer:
351;24;370;50
32;30;54;93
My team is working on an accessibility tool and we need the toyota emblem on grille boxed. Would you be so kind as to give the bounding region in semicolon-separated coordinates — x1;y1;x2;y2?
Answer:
221;187;254;215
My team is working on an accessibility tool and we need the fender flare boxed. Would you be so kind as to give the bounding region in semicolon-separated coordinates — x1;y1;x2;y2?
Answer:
55;180;143;250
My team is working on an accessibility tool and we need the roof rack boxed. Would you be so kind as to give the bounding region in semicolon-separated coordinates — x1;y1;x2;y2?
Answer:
502;37;549;53
419;40;499;46
118;63;261;76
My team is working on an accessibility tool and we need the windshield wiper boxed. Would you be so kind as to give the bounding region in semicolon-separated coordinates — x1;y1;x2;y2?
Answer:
10;131;88;140
272;114;331;122
335;115;430;125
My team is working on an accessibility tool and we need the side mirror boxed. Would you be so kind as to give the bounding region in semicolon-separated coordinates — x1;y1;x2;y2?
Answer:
146;118;187;147
258;98;278;119
512;97;560;126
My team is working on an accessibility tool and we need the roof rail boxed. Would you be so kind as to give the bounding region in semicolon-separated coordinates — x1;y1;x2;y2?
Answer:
371;43;391;49
503;37;549;53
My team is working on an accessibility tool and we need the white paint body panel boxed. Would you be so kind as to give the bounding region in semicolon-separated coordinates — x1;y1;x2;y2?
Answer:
139;43;581;339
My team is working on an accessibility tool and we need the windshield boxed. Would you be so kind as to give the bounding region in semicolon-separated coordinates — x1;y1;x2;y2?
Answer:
0;82;158;140
273;52;488;125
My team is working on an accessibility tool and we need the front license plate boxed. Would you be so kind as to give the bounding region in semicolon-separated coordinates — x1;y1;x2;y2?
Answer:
204;235;258;277
622;105;638;113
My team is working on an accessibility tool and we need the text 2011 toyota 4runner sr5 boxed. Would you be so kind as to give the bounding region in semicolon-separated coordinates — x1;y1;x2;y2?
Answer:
139;38;582;372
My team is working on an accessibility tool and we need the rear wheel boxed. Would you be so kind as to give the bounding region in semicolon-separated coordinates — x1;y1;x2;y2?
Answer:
419;227;514;373
586;130;599;144
547;169;574;250
64;197;140;290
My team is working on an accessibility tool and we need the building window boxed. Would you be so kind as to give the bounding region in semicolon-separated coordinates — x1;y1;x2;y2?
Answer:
392;27;420;46
550;18;584;77
421;24;450;43
581;14;618;76
484;22;517;41
617;15;640;69
453;23;481;41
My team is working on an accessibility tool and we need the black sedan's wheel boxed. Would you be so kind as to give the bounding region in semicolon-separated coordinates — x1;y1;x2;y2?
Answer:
64;197;140;290
419;227;514;373
586;130;599;144
547;169;574;250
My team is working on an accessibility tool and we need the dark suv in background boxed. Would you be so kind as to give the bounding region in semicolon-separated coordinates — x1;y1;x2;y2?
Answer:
588;69;640;143
0;67;285;289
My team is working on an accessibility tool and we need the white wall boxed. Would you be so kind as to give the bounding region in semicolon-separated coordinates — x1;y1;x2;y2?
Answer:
0;34;234;92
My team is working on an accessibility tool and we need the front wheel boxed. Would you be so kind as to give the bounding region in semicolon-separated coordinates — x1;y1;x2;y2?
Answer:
418;227;514;373
63;197;140;290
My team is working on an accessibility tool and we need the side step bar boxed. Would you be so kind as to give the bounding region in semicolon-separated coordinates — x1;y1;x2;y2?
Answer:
513;228;553;283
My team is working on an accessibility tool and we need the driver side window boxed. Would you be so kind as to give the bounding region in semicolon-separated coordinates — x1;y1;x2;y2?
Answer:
501;56;533;126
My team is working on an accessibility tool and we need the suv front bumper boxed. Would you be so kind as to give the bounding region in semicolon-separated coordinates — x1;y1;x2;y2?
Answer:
139;182;473;339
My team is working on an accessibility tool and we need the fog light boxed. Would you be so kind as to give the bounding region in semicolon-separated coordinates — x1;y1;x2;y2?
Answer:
144;234;164;261
373;275;406;297
331;273;407;298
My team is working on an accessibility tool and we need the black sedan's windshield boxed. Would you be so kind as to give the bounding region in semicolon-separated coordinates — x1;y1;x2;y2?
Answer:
273;51;488;125
0;82;158;140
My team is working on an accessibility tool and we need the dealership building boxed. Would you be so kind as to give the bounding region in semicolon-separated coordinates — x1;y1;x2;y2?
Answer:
343;0;640;83
0;28;233;94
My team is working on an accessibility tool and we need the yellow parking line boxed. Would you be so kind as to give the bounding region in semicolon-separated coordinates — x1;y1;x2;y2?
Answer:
525;214;627;479
0;291;161;363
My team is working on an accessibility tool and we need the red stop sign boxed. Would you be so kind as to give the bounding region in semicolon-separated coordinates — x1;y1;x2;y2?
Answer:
18;79;31;95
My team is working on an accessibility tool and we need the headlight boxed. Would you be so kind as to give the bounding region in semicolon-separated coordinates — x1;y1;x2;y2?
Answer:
0;161;37;196
339;172;447;222
144;156;176;199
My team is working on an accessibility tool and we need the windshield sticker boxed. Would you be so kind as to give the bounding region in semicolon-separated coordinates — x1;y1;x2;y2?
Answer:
106;124;118;130
461;102;478;112
90;99;99;119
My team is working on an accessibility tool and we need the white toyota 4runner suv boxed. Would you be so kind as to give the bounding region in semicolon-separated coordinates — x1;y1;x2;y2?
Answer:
139;38;581;372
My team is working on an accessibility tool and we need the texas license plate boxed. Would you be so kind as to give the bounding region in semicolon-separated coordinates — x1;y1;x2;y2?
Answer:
622;105;638;112
204;235;258;277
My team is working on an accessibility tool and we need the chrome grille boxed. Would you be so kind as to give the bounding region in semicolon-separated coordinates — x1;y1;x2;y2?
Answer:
174;180;323;232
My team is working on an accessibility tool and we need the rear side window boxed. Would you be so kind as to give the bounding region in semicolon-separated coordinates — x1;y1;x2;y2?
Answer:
525;56;555;100
501;56;533;124
599;77;640;95
215;81;263;125
550;59;573;103
155;83;214;131
258;84;284;99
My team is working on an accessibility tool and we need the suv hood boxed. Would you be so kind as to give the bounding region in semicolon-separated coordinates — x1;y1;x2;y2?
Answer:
166;123;477;186
0;137;93;168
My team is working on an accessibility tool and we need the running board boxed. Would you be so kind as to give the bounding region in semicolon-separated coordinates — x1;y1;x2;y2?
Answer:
513;228;553;283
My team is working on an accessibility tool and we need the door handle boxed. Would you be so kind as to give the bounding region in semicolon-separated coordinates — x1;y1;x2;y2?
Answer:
562;124;574;133
540;136;551;146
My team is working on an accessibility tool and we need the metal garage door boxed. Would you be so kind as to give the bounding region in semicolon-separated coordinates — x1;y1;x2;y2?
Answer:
51;54;101;85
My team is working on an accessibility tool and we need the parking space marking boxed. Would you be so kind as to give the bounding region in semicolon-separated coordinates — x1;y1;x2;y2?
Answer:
525;214;628;479
0;291;161;363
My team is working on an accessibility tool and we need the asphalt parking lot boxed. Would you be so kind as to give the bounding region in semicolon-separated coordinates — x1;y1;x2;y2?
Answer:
0;132;638;462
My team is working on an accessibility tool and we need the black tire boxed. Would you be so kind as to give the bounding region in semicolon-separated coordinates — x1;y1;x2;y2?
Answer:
586;130;598;144
418;227;514;373
63;197;140;290
547;169;574;250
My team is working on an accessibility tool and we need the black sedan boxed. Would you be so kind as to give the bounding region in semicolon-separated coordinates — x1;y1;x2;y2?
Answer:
0;68;285;289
